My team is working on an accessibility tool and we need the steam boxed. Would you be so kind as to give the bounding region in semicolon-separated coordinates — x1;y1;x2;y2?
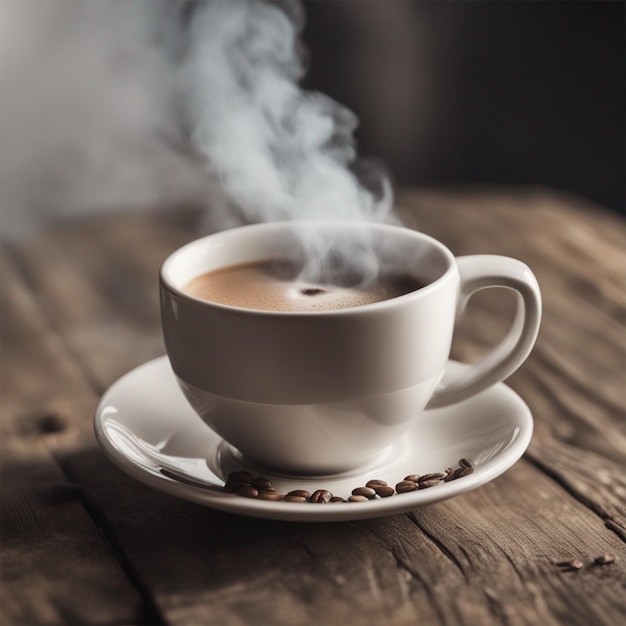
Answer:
183;0;392;224
181;0;395;284
2;0;396;284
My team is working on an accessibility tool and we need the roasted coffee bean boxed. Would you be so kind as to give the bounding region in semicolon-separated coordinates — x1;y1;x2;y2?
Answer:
224;471;254;492
348;495;369;502
459;457;475;470
373;485;395;498
352;487;377;499
284;494;307;502
228;471;253;484
251;477;274;491
310;489;333;503
418;479;443;489
286;489;310;499
366;479;388;488
236;486;259;498
224;459;478;503
455;466;474;478
396;480;418;493
443;469;457;482
556;559;584;571
224;472;252;491
418;472;447;483
257;491;284;501
224;480;249;492
594;554;615;565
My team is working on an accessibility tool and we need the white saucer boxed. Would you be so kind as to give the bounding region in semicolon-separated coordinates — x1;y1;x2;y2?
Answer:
94;356;533;522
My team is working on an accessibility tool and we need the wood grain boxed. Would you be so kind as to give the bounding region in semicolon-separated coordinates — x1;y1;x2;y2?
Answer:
397;188;626;541
0;254;150;625
2;187;624;625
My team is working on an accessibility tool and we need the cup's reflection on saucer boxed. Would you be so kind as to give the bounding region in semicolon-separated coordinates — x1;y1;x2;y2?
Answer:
177;377;425;475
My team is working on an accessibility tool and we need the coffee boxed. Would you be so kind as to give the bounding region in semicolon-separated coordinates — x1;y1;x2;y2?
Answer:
182;260;424;312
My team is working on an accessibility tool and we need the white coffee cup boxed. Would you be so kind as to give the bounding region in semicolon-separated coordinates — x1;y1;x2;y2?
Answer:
160;221;541;475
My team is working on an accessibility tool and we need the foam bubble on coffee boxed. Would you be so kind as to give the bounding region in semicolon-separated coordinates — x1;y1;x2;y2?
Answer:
277;282;389;312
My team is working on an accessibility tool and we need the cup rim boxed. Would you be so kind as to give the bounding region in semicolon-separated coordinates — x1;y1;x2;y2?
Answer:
160;220;457;317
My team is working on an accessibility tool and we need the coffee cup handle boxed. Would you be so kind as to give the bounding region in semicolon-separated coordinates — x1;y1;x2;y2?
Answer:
427;255;541;409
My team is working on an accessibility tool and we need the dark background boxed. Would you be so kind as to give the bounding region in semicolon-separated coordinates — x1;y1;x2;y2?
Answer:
303;1;625;214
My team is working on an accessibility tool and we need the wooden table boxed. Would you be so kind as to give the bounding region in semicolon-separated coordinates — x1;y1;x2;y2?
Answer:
2;187;624;625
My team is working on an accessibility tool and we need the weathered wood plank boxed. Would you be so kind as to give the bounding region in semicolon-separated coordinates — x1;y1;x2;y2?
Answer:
0;443;148;626
398;187;624;324
8;208;204;389
4;187;625;625
398;188;626;529
0;253;153;625
61;449;625;626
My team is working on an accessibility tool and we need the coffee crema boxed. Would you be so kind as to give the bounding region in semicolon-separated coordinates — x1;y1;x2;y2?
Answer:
182;260;424;312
